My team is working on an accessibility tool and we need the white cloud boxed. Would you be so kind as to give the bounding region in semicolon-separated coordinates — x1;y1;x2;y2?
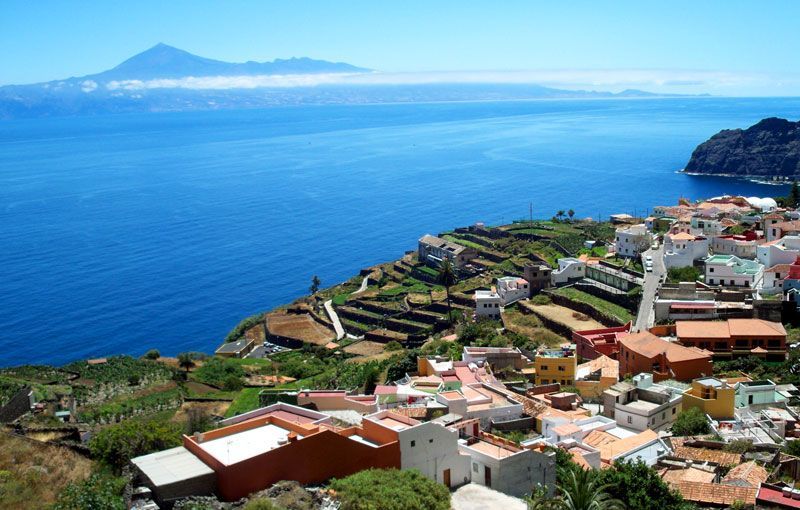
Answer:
81;80;98;93
99;69;800;95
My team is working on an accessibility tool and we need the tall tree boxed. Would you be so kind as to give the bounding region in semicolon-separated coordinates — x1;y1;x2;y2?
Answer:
556;210;565;221
177;352;195;374
790;180;800;208
437;259;458;325
309;275;321;295
567;209;575;221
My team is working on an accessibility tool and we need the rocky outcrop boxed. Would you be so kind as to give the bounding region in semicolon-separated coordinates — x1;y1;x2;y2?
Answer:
684;117;800;178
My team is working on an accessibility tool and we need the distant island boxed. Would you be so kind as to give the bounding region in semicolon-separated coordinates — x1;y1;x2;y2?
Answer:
684;117;800;179
0;43;700;119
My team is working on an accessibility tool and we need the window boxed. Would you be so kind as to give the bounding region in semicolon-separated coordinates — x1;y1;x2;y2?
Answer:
672;407;677;415
730;280;735;286
662;412;666;419
411;441;415;447
473;463;478;473
708;278;714;285
541;365;549;371
627;416;632;424
558;366;565;372
429;439;433;444
709;267;715;273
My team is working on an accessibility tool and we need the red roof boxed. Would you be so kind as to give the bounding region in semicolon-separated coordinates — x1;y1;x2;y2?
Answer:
373;385;398;395
758;484;800;508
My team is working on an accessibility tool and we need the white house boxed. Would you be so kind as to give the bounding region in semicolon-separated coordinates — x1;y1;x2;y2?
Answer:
690;217;724;236
704;254;764;288
495;276;530;306
711;234;759;259
397;421;471;488
551;257;586;285
418;234;478;269
757;235;800;268
663;232;709;269
762;263;793;294
601;374;682;432
614;224;651;258
474;290;501;319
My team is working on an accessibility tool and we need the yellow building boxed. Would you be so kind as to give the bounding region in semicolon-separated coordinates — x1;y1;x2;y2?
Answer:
574;355;619;398
681;377;735;420
534;348;577;387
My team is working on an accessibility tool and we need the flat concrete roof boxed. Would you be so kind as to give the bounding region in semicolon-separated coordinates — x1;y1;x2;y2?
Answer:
132;446;214;487
199;424;303;465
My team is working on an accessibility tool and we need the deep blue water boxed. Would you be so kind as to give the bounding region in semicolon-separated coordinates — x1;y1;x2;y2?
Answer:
2;98;800;366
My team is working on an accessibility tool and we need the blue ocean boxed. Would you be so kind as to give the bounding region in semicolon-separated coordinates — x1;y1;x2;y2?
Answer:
2;98;800;366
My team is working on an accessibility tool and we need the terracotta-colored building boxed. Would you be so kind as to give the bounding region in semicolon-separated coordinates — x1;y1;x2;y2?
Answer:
676;319;787;361
618;331;712;382
573;323;631;360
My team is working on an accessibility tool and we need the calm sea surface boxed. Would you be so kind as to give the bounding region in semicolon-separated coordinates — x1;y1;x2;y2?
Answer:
2;98;800;366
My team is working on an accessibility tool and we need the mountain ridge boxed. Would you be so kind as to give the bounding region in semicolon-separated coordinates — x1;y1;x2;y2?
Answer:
0;44;703;119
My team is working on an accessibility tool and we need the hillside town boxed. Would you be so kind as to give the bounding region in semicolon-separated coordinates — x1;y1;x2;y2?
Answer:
10;194;800;509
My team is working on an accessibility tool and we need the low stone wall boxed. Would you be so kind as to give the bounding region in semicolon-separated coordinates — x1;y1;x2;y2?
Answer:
573;281;639;312
491;415;536;431
0;387;31;423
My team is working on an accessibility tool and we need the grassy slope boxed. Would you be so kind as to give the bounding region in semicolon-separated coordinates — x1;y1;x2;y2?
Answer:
0;432;93;509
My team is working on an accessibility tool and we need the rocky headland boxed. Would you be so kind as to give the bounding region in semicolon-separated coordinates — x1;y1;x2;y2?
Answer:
684;117;800;179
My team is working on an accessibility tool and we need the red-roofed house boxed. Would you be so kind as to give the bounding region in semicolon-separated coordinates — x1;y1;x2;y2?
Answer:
573;323;631;360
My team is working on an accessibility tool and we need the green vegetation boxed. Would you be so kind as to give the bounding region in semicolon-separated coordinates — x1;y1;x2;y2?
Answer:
385;340;403;351
191;357;246;389
89;417;183;472
530;463;624;510
52;473;126;510
594;461;695;510
332;292;351;306
243;499;286;510
144;349;161;360
226;387;266;417
330;468;450;510
671;407;711;436
667;266;702;283
78;386;183;423
551;287;634;322
531;294;552;305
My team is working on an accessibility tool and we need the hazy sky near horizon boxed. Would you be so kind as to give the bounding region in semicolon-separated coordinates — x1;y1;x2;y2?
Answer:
2;0;800;95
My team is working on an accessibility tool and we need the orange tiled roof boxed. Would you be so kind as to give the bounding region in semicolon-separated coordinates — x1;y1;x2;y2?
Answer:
621;331;711;362
672;446;741;467
722;461;769;487
676;321;730;339
660;467;716;484
669;481;756;506
728;318;786;337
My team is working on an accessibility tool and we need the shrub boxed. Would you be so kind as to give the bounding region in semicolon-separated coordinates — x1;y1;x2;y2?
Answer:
223;374;244;392
330;468;450;510
192;357;246;388
531;294;551;305
385;341;403;351
667;266;701;283
244;499;284;510
225;313;265;343
672;407;710;436
144;349;161;360
52;473;126;510
89;418;182;472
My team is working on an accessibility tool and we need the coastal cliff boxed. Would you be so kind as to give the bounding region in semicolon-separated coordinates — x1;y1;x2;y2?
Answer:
684;117;800;178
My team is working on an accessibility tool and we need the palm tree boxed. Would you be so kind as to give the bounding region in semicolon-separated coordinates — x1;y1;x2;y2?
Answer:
436;258;458;325
557;466;625;510
567;209;575;222
556;210;565;222
177;352;195;375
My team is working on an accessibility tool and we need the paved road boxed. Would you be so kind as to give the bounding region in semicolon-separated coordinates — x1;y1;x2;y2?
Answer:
323;299;345;340
451;484;527;510
634;243;666;332
351;275;369;295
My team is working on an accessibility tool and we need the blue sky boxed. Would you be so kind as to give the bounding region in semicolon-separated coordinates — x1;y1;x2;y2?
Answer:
2;0;800;95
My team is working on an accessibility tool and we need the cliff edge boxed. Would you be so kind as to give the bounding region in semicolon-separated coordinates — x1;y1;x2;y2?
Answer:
684;117;800;178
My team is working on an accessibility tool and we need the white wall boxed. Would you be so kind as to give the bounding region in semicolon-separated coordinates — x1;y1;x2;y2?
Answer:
398;422;471;488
